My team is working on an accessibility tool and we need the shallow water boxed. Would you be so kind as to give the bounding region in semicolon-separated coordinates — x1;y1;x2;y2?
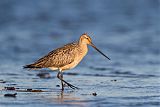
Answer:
0;0;160;107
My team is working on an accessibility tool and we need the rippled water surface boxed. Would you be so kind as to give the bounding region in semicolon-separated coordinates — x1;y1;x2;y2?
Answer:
0;0;160;107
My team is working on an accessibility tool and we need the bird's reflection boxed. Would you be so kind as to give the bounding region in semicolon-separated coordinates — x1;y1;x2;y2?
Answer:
54;90;85;106
56;90;78;102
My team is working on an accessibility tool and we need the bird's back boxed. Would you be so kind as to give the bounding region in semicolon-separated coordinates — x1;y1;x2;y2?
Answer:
24;42;79;69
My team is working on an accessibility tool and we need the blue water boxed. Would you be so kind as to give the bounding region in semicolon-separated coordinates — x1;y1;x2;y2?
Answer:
0;0;160;107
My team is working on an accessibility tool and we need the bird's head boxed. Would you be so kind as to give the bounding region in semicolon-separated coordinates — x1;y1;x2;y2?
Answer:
79;33;92;45
79;33;111;60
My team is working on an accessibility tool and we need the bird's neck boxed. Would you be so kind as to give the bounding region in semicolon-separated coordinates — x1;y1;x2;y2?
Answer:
78;41;88;55
78;40;87;48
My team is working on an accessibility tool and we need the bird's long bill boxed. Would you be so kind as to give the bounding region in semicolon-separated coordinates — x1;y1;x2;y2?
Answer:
90;42;111;60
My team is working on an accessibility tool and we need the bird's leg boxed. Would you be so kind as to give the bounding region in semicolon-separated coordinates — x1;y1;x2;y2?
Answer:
60;72;64;91
57;72;79;90
57;72;64;90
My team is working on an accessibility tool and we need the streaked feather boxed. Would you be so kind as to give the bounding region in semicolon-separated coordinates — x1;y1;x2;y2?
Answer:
24;42;78;69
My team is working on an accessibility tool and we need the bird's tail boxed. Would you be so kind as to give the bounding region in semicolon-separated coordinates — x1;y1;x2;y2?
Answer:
23;63;41;70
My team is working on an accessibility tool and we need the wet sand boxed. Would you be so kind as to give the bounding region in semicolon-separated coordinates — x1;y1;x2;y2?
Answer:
0;0;160;107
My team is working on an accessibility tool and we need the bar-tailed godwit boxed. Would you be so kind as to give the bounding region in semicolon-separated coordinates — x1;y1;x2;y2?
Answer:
24;33;110;90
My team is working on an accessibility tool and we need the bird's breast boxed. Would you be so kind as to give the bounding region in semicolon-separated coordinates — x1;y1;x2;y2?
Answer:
60;44;88;71
73;44;88;66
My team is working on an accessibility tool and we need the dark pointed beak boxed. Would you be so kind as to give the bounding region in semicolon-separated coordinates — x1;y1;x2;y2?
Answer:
90;42;111;60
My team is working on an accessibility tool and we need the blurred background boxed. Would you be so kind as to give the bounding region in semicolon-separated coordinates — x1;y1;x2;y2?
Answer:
0;0;160;107
0;0;159;67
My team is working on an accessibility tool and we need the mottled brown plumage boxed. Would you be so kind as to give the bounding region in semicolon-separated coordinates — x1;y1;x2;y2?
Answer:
24;43;77;69
24;33;110;90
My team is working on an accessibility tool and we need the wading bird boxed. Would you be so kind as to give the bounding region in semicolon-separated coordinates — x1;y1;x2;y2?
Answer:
24;33;110;90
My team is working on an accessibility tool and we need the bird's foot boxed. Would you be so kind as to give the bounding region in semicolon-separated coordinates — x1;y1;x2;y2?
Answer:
63;82;79;90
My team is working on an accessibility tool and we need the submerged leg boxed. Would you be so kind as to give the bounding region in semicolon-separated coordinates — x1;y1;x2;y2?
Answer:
57;72;79;90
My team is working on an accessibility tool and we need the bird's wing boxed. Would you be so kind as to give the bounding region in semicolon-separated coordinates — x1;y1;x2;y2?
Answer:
29;43;77;68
